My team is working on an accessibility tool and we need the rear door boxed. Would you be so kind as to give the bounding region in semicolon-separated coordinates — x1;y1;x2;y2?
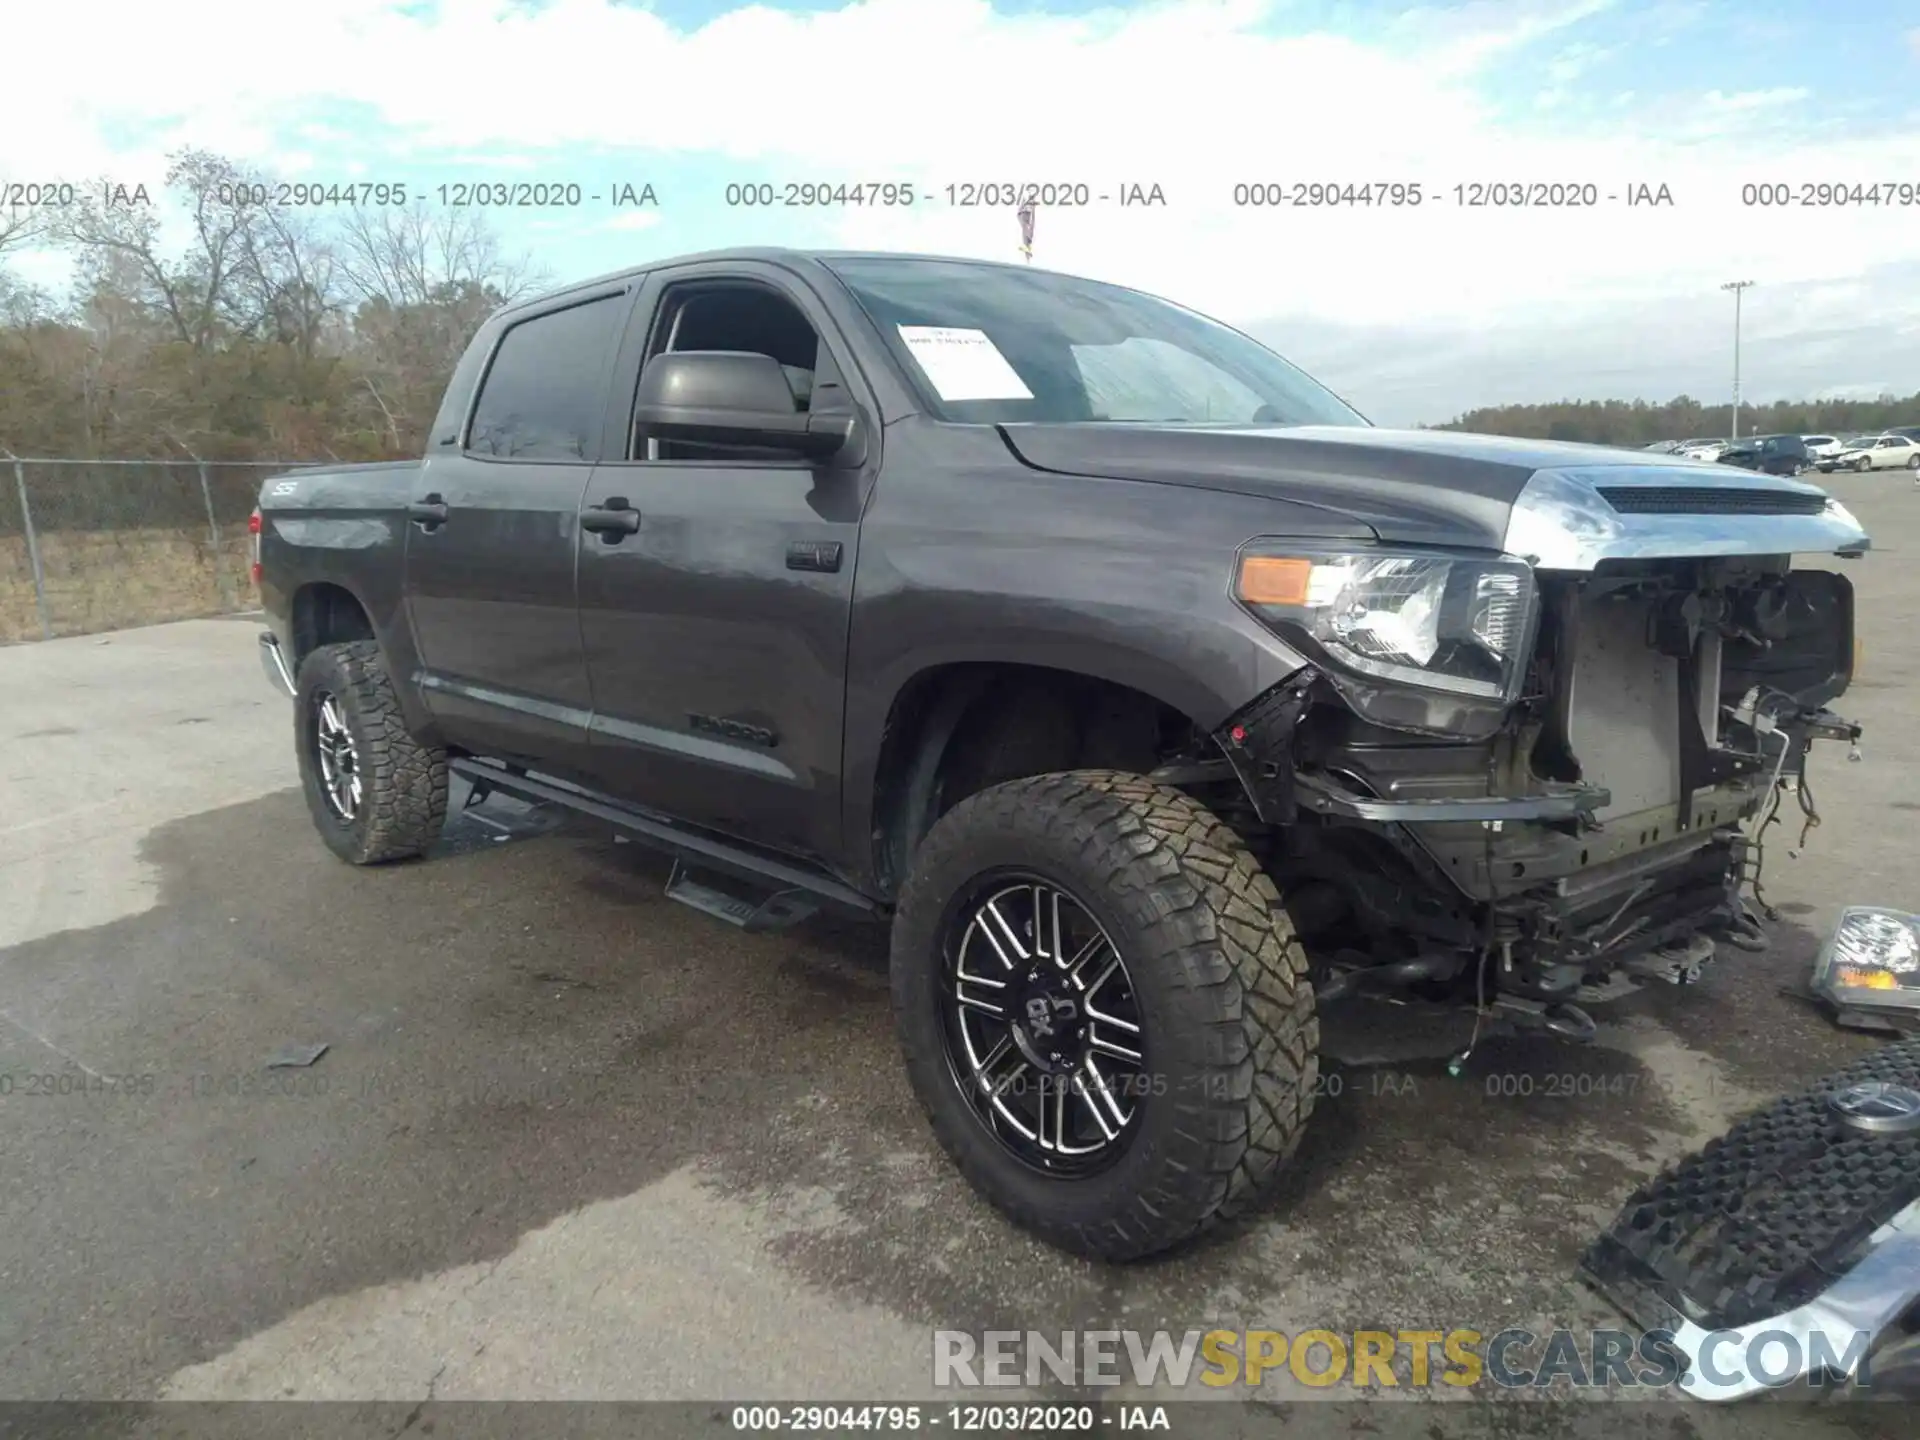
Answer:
573;261;874;866
403;284;637;777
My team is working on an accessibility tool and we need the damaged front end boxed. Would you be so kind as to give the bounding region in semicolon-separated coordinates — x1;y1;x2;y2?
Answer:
1197;465;1871;1035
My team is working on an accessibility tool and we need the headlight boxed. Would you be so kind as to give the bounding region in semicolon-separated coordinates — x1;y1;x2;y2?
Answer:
1813;907;1920;1013
1234;547;1539;703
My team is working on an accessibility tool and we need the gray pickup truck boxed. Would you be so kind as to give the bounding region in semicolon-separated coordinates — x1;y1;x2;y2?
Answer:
255;247;1870;1260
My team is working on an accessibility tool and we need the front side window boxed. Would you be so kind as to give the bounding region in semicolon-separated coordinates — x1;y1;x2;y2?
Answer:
468;294;624;460
633;281;832;462
824;256;1368;428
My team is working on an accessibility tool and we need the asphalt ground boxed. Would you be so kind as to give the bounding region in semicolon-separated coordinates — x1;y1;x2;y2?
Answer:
1;473;1916;1438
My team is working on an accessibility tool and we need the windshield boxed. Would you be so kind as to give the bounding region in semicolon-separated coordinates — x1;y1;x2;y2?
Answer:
823;256;1369;428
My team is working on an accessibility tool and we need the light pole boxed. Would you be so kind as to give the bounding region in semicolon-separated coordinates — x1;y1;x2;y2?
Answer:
1721;280;1754;440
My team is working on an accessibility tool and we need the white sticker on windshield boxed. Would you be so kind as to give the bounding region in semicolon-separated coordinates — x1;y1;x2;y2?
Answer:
896;326;1033;402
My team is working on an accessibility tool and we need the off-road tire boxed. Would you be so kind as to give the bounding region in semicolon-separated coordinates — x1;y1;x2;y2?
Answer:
295;640;448;865
891;769;1318;1260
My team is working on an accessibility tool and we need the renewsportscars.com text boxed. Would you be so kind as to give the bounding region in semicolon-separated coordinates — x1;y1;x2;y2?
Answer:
933;1327;1877;1391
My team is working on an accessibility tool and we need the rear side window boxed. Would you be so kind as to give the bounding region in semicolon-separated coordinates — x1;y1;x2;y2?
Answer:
467;294;624;460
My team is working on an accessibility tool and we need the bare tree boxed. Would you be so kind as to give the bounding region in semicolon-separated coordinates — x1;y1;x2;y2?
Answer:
0;199;47;258
5;147;557;461
50;152;239;353
335;204;546;311
223;196;342;358
0;191;61;326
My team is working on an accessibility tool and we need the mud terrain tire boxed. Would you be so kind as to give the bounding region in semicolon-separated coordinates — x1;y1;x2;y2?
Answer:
295;640;448;865
891;769;1318;1260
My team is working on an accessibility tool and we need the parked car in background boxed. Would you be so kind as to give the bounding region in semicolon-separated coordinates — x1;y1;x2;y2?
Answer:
1829;434;1920;472
1815;435;1875;472
1801;434;1845;460
1718;433;1811;476
1679;438;1729;461
1642;440;1684;453
1889;425;1920;443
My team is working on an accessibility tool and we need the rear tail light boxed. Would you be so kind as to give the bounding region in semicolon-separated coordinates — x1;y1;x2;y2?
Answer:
249;507;262;586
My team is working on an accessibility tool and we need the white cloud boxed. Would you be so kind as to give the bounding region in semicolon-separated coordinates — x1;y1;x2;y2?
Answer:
1695;86;1812;114
1;0;1915;413
600;211;663;233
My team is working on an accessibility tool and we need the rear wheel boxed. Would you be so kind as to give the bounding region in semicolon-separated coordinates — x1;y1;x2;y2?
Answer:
295;640;448;865
890;770;1318;1260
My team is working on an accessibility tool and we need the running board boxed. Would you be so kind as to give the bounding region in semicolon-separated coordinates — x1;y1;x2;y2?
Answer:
447;758;882;921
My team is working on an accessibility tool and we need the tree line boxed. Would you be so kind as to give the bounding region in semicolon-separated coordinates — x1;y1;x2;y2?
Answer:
1436;394;1920;446
0;149;548;462
4;148;1915;460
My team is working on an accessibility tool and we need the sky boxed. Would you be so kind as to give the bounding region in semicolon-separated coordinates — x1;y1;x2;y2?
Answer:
2;0;1917;425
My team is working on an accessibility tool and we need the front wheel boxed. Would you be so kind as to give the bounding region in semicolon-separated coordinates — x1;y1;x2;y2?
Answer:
1907;454;1919;470
295;640;449;865
890;770;1318;1260
1856;456;1873;472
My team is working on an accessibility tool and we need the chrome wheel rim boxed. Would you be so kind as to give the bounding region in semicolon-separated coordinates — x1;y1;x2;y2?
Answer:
312;691;362;822
937;874;1148;1177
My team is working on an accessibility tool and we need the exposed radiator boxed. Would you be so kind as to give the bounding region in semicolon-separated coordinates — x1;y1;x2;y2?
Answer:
1563;592;1691;822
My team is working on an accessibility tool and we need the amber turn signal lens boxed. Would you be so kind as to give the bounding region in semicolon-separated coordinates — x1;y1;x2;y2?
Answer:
1237;556;1313;607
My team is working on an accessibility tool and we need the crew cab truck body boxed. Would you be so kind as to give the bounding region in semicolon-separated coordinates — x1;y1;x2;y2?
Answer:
256;247;1872;1262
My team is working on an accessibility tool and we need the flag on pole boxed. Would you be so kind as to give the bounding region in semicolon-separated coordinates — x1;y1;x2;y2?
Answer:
1017;198;1036;264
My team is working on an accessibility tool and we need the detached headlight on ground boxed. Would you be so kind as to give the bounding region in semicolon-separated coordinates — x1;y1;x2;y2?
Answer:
1813;907;1920;1013
1235;547;1539;703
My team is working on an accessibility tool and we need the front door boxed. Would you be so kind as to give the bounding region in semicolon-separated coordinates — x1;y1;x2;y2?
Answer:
403;285;634;777
574;265;871;866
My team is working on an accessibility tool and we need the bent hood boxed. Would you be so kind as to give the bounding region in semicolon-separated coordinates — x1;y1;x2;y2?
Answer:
997;423;1871;566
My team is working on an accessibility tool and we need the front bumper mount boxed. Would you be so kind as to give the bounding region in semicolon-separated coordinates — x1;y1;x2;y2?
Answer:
1212;668;1611;827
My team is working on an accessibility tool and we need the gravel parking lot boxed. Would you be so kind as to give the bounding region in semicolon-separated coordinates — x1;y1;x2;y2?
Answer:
2;475;1915;1434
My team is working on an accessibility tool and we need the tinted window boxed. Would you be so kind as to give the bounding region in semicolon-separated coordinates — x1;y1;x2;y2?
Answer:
825;256;1367;427
468;295;623;460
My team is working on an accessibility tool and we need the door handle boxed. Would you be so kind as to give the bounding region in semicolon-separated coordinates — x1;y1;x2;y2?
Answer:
408;494;449;528
581;499;642;537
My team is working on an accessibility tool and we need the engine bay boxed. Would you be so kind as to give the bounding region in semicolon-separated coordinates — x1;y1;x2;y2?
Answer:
1234;558;1865;1032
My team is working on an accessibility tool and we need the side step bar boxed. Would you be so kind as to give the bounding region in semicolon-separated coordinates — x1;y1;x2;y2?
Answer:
664;859;823;933
448;758;883;928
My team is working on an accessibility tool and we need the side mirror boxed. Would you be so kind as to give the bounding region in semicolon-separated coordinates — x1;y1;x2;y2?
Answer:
633;350;858;461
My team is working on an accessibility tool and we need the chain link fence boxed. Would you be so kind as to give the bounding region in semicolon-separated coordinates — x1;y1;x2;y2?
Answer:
1;457;319;643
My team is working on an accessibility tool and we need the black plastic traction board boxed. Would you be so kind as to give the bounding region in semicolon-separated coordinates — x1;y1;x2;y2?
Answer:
1579;1035;1920;1333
